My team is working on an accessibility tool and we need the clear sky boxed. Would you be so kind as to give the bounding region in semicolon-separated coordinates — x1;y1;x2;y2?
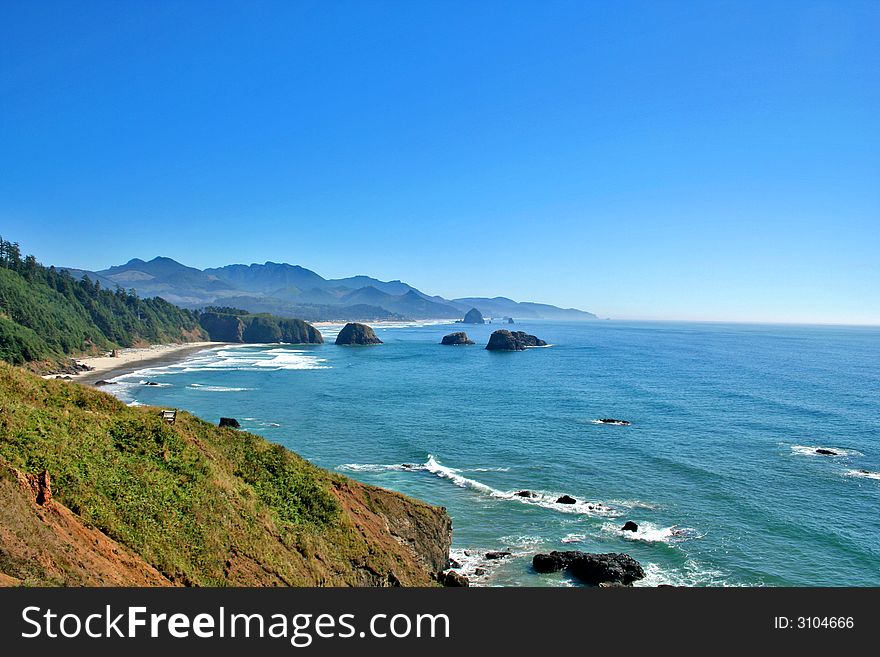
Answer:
1;1;878;324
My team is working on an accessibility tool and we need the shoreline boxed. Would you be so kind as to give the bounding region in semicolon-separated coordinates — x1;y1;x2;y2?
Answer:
51;342;228;386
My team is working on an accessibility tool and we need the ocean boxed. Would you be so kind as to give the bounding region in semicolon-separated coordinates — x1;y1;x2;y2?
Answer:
105;320;880;587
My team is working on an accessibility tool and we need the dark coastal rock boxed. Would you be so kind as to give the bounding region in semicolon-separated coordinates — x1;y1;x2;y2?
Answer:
556;495;577;504
532;551;645;585
143;381;161;386
506;317;515;324
485;551;512;560
597;418;631;426
462;308;485;324
568;553;645;586
441;571;469;587
514;490;536;498
621;521;639;532
447;558;462;569
815;448;838;456
335;322;383;345
532;551;584;574
93;380;116;387
440;332;475;345
219;417;241;428
485;329;547;351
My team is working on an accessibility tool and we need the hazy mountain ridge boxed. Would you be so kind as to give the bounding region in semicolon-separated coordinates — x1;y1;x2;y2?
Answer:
64;257;596;322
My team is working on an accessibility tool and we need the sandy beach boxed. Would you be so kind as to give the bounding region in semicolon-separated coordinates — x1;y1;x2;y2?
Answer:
46;342;227;385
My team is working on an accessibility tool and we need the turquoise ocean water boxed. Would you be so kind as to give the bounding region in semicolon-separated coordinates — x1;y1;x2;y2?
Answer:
107;321;880;586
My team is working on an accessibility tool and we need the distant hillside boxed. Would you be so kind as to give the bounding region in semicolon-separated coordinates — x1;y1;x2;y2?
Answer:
0;237;205;368
0;363;451;586
60;256;598;322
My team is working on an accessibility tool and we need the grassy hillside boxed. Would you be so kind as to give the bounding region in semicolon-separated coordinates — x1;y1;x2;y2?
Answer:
0;237;205;367
0;363;450;586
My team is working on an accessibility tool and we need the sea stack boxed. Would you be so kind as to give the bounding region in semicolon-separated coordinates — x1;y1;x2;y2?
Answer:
440;332;475;345
462;308;485;324
485;329;547;351
335;322;383;345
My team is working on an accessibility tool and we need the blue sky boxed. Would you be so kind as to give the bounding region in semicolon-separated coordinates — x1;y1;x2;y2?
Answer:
1;1;878;324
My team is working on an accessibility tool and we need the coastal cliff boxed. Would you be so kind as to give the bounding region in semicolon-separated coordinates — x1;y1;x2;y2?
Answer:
199;310;323;344
0;363;449;586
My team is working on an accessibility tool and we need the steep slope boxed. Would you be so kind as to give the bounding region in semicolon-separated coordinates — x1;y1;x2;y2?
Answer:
0;462;173;586
0;364;451;586
0;244;206;368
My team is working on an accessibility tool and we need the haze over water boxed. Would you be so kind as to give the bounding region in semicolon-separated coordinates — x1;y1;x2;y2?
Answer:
109;320;880;586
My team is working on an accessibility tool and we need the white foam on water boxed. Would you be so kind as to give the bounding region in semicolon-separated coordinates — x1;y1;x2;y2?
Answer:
186;384;253;392
601;521;701;544
446;543;530;586
590;419;630;426
423;455;624;517
790;444;864;458
138;380;172;387
337;463;416;473
561;533;586;544
338;456;654;519
843;469;880;481
635;561;739;588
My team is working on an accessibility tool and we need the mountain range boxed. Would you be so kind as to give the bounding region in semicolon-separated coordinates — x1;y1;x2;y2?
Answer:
62;257;596;322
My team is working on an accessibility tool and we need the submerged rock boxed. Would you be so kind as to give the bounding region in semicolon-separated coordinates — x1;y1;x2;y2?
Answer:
440;332;475;345
815;448;838;456
621;521;639;532
514;490;536;498
532;551;645;585
461;308;485;324
93;380;116;386
219;417;241;428
597;418;631;426
143;381;161;386
485;329;547;351
556;495;577;504
335;322;383;345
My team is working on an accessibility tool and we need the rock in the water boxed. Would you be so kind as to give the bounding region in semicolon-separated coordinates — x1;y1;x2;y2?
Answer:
597;418;631;426
335;322;383;345
442;571;469;587
567;553;645;586
532;551;645;585
462;308;485;324
506;317;515;324
485;551;512;560
143;381;161;386
440;332;475;345
621;521;639;532
556;495;577;504
93;380;116;386
485;329;547;351
815;448;838;456
532;550;584;574
219;417;241;428
514;490;536;498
